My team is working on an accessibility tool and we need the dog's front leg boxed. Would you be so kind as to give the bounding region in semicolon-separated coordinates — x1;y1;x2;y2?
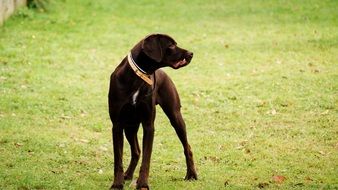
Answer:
111;122;124;190
170;112;198;180
137;120;155;190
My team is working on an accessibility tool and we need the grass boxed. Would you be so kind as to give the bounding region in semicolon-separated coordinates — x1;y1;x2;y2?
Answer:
0;0;337;189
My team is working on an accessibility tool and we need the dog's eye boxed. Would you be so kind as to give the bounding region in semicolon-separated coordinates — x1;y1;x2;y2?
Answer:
167;45;176;55
168;45;176;50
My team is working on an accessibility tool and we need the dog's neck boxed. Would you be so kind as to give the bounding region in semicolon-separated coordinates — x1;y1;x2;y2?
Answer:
128;52;148;74
128;52;153;85
134;52;158;73
130;45;159;74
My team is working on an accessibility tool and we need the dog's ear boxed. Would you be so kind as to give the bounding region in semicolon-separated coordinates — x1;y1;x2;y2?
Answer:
142;34;163;62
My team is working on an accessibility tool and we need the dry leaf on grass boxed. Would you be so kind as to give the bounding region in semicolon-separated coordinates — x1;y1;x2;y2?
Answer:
272;175;286;184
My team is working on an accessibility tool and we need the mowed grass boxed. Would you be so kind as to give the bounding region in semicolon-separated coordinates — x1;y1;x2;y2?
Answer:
0;0;337;189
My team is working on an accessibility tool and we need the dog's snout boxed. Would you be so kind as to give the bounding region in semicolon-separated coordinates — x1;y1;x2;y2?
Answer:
184;51;193;64
187;51;193;58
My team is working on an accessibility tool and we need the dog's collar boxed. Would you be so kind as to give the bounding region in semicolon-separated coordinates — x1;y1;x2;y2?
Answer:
127;52;153;85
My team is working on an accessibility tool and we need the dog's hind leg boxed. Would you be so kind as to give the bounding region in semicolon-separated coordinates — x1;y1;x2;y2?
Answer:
124;124;141;180
136;116;155;190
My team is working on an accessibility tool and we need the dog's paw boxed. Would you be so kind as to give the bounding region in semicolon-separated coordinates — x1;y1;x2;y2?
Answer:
136;181;149;190
136;185;149;190
185;171;198;181
137;186;149;190
110;183;123;190
139;188;149;190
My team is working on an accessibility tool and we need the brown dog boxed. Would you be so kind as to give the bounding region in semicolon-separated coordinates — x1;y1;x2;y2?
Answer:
108;34;197;189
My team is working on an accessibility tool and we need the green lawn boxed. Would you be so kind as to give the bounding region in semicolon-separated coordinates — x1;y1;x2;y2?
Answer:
0;0;337;189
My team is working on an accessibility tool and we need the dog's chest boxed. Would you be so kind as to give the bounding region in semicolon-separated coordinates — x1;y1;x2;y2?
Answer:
128;86;153;106
129;88;152;106
131;89;140;105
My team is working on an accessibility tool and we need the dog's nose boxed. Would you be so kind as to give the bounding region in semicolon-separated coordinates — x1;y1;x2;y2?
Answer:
187;51;193;58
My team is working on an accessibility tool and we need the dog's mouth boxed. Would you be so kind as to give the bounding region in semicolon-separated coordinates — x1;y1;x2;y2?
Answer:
172;58;188;69
172;54;194;69
169;51;193;69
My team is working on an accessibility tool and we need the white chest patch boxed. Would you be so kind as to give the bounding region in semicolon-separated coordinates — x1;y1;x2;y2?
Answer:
132;90;140;105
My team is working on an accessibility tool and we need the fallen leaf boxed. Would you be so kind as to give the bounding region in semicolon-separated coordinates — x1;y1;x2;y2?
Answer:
60;114;71;120
239;140;248;146
320;110;329;115
256;100;266;107
272;175;286;184
15;142;23;147
28;150;34;155
98;169;103;174
271;109;277;115
305;176;313;181
204;156;221;163
80;139;89;143
294;182;304;186
99;146;108;152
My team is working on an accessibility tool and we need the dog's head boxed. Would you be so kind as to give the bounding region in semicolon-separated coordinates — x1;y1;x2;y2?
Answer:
141;34;193;69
